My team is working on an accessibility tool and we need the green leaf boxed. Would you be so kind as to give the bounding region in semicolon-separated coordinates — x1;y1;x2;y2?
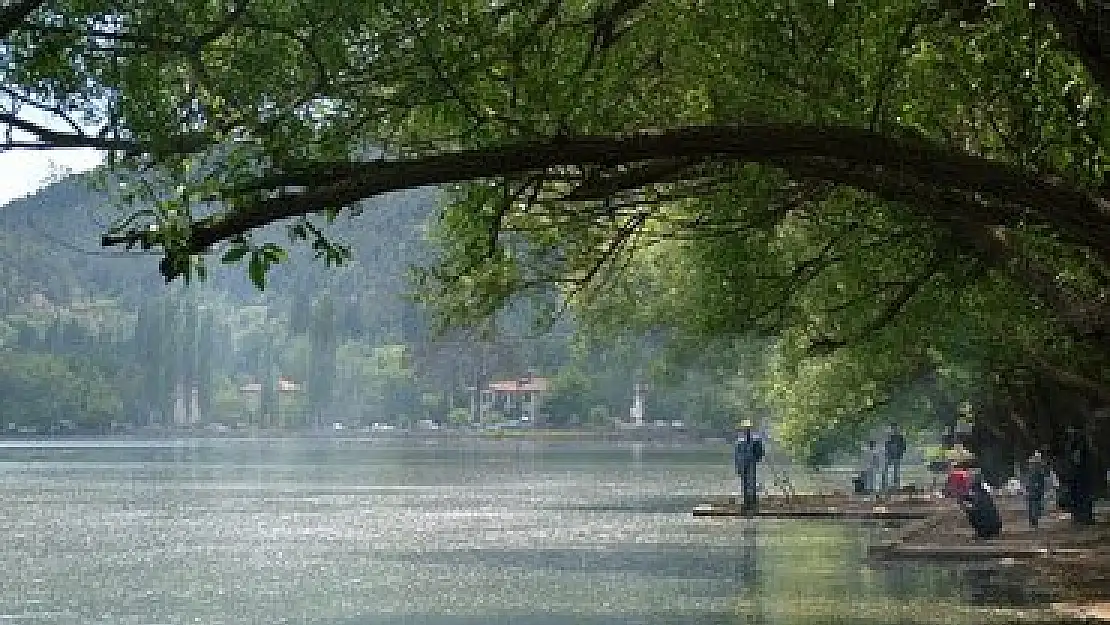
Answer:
260;243;288;263
221;244;249;263
248;252;267;290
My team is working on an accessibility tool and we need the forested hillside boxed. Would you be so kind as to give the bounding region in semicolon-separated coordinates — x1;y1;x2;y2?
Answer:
0;175;758;433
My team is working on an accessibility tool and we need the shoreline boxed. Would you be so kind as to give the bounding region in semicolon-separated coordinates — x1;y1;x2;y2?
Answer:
870;496;1110;622
0;427;734;445
692;493;1109;621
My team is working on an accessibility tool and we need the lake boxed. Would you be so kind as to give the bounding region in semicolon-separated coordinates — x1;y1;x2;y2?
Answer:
0;438;1058;625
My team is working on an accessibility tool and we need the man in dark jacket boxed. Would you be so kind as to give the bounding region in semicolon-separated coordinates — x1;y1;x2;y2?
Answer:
734;420;765;515
1063;425;1096;524
883;423;907;493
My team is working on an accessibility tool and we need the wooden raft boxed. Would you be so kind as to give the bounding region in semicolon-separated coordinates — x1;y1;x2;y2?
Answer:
692;493;943;520
866;502;1100;561
869;543;1089;561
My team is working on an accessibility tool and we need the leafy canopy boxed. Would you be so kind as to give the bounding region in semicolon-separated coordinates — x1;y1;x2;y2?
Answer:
4;0;1110;458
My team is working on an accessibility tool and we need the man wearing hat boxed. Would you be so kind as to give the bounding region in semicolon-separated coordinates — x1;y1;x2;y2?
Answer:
734;419;765;515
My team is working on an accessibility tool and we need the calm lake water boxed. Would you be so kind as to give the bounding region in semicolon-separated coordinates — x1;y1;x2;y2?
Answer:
0;438;1057;625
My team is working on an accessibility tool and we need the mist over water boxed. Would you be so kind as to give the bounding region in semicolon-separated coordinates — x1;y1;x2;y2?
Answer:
0;439;1051;625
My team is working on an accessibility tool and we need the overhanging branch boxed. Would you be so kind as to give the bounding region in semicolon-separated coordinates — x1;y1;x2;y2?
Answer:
0;112;210;153
99;123;1110;278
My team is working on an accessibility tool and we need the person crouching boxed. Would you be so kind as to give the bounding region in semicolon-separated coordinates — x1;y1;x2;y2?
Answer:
961;475;1003;539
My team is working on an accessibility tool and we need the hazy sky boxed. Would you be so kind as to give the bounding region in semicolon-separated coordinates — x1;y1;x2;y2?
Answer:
0;107;105;207
0;148;104;206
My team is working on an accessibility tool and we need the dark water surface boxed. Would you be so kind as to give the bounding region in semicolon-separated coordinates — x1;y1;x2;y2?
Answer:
0;439;1057;624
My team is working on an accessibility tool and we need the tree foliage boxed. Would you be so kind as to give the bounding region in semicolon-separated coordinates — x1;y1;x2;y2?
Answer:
4;0;1110;460
0;349;124;427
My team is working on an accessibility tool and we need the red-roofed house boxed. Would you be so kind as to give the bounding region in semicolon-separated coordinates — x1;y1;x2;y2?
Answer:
475;374;550;424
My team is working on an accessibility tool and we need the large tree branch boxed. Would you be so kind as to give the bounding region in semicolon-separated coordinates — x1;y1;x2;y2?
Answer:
101;124;1110;272
0;112;138;151
0;112;212;153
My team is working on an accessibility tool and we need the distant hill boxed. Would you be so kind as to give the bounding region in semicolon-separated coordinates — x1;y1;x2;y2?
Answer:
0;173;439;316
0;172;452;430
0;174;741;433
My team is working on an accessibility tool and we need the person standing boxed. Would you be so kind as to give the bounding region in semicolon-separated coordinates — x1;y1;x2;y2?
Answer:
883;423;907;493
864;440;882;495
734;420;765;515
1063;425;1096;524
1024;450;1050;528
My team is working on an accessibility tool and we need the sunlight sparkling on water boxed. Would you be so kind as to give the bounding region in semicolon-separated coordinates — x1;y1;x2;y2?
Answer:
0;440;1058;625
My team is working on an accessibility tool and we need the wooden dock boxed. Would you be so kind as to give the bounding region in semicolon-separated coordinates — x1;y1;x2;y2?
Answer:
692;503;934;520
692;493;944;520
869;542;1090;561
867;501;1109;563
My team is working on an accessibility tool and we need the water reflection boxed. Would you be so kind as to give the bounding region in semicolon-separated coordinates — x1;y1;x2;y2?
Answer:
739;521;760;591
0;439;1062;625
963;565;1057;606
737;520;766;624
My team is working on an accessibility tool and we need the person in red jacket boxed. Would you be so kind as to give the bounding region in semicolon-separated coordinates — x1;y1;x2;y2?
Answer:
946;464;974;499
941;448;976;501
944;446;976;499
